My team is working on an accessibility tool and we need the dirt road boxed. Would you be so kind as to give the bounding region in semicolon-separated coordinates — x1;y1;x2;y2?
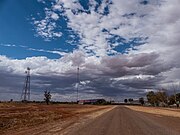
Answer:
67;106;180;135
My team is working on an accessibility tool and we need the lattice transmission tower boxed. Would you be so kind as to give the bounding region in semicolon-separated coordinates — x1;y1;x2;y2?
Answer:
21;67;31;101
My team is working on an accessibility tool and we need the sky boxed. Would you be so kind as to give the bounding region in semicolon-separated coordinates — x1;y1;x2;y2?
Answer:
0;0;180;101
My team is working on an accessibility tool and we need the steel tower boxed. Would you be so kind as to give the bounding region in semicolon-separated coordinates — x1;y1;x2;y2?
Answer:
21;67;31;101
77;66;80;102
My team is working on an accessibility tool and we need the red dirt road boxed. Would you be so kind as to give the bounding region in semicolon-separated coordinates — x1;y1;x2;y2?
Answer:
67;106;180;135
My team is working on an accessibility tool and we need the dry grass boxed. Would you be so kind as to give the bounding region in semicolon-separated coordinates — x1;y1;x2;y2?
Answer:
0;102;109;134
126;106;180;118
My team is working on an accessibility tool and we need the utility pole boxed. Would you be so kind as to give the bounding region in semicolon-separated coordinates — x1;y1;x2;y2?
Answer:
77;66;80;103
173;84;177;104
21;67;31;101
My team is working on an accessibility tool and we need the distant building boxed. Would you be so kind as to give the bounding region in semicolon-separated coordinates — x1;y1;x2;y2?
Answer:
78;99;106;105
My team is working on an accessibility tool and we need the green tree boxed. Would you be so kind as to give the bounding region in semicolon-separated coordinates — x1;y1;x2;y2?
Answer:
169;93;180;107
44;90;52;105
147;90;169;106
156;91;168;104
170;84;180;107
168;95;176;105
176;93;180;107
146;91;157;106
124;99;128;103
128;98;133;103
176;93;180;102
139;97;144;106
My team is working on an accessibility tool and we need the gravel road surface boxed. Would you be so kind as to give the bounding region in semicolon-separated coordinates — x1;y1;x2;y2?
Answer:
67;106;180;135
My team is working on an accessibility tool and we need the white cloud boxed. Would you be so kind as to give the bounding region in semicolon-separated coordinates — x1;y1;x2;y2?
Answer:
33;0;180;58
0;43;16;47
32;9;62;40
1;0;180;100
40;0;162;56
28;48;67;56
30;0;180;91
51;12;59;20
111;75;155;81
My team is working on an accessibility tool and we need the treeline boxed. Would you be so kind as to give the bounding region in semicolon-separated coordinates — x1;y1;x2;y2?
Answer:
123;91;180;107
147;91;180;107
124;98;145;105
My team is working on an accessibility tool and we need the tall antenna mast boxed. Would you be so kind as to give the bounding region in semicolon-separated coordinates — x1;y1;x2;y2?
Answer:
21;67;31;101
77;66;80;102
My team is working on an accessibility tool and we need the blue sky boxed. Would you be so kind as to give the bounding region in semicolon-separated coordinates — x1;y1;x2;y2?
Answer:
0;0;75;59
0;0;146;59
0;0;180;101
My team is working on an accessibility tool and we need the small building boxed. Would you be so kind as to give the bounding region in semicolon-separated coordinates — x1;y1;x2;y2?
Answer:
78;99;106;105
